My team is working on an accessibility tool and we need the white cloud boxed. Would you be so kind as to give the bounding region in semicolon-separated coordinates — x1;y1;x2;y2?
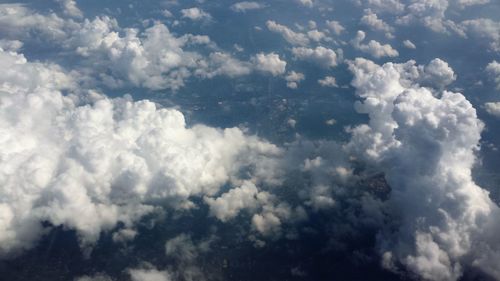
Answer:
307;29;328;42
460;18;500;51
325;20;345;35
251;52;287;76
129;268;172;281
485;102;500;117
291;46;339;68
266;20;310;46
285;71;305;89
403;39;416;49
357;0;405;14
0;49;282;256
180;7;211;21
204;182;262;222
457;0;490;8
76;274;113;281
230;1;266;12
347;57;500;280
196;52;252;78
0;4;78;41
486;60;500;89
56;0;83;18
351;30;399;58
297;0;314;8
0;39;23;51
360;9;394;36
318;76;338;87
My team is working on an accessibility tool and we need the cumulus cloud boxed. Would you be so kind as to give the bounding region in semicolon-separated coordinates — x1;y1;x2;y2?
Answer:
360;9;394;37
56;0;83;18
357;0;405;14
291;46;339;68
347;57;500;280
251;52;287;76
0;39;23;51
230;1;266;12
486;60;500;89
180;7;211;21
297;0;314;8
457;0;490;7
204;182;262;222
351;30;399;58
129;267;173;281
285;71;305;89
325;20;345;35
0;3;78;40
318;76;338;87
0;48;282;256
460;18;500;51
266;20;310;46
484;102;500;117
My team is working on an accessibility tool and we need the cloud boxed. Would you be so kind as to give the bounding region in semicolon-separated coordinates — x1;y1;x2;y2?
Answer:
484;102;500;117
360;9;394;37
403;39;416;49
318;76;338;87
251;52;287;76
128;267;173;281
204;181;262;222
180;7;211;21
357;0;405;14
0;3;77;41
347;57;500;280
351;30;399;58
230;1;266;12
325;20;345;35
297;0;314;8
457;0;490;7
266;20;310;46
291;46;339;68
285;71;305;89
196;52;253;78
0;39;23;51
460;18;500;51
56;0;83;18
486;60;500;89
0;48;282;257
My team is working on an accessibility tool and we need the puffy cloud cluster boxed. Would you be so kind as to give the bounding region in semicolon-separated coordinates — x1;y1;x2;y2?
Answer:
251;52;287;76
230;1;266;12
266;20;310;46
347;57;500;280
285;71;305;89
486;61;500;89
65;17;235;90
460;19;500;52
205;181;305;237
297;0;314;8
55;0;83;18
291;46;339;68
0;5;290;91
318;76;338;87
351;30;399;58
484;102;500;118
361;9;395;38
0;3;78;41
0;48;283;257
180;7;211;21
325;20;345;35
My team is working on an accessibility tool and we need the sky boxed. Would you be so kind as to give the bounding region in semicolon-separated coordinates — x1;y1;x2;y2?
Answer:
0;0;500;280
